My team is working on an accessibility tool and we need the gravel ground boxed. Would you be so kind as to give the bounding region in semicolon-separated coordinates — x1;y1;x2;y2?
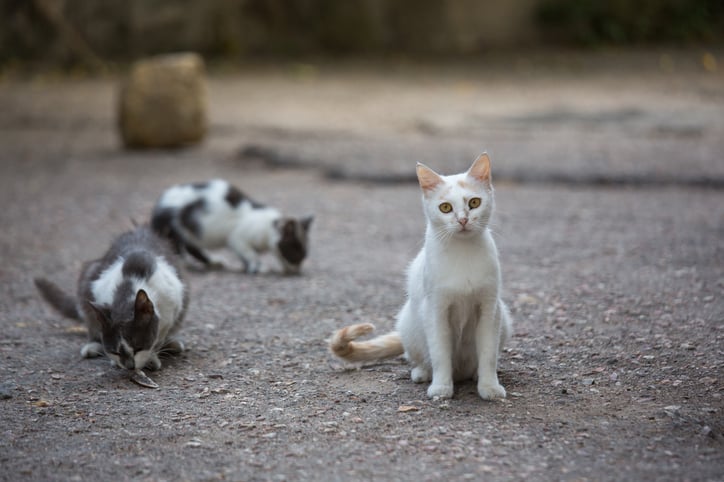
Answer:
0;53;722;481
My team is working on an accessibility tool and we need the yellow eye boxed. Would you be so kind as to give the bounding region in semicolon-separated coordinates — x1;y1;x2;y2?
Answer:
468;197;481;209
439;202;453;213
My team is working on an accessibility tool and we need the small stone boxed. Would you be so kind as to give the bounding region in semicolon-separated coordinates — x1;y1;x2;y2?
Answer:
0;382;14;400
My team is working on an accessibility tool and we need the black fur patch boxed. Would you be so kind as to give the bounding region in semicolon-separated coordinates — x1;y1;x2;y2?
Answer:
150;208;174;237
224;185;245;208
278;220;306;265
191;181;209;190
180;199;205;237
122;252;157;279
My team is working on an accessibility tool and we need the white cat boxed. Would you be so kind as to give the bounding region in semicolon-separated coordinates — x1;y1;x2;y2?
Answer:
330;153;512;400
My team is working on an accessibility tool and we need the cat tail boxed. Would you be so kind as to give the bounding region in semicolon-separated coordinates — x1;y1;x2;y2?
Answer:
34;278;81;320
329;323;404;363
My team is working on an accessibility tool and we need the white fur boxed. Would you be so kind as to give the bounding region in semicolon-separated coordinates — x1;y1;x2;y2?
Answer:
397;156;512;400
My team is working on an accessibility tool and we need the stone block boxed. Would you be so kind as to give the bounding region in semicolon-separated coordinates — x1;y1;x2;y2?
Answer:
118;52;207;148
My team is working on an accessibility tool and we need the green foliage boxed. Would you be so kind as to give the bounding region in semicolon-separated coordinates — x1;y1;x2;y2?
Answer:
536;0;724;45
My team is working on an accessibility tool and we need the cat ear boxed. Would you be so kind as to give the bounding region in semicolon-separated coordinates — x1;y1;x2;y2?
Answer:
467;153;492;184
87;301;111;328
416;163;443;192
300;215;313;232
134;289;155;320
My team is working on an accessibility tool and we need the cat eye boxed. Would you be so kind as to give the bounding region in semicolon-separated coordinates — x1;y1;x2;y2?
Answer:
439;202;453;213
468;197;481;209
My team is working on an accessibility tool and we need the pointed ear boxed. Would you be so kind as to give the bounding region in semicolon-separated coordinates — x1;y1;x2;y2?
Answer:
300;215;313;232
87;301;111;328
467;153;492;184
134;289;155;320
416;163;443;192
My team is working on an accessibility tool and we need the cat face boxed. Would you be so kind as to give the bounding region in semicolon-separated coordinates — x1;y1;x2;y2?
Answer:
89;289;159;370
274;216;313;274
417;153;494;239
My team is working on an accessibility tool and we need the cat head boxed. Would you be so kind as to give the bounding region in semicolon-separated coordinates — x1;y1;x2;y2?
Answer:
273;215;313;274
416;153;494;239
88;289;159;370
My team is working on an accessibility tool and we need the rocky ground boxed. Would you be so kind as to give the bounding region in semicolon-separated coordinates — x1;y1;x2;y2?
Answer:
0;51;722;481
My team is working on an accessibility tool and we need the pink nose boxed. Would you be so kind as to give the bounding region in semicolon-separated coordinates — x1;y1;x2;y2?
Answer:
458;217;468;226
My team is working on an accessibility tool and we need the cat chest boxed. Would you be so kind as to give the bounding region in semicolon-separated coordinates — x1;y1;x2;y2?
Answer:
431;261;498;297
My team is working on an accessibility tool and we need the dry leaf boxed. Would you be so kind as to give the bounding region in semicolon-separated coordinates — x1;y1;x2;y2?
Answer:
397;405;420;413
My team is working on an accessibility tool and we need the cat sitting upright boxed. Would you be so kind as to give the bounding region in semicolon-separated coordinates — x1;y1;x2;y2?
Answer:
330;153;512;400
35;225;188;372
151;179;313;275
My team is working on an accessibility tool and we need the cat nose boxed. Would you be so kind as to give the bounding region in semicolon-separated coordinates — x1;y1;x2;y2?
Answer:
458;217;468;226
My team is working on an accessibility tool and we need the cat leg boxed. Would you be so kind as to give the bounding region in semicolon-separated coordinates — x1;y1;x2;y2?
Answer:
498;300;513;354
228;238;262;273
425;302;455;399
183;242;223;269
80;342;103;358
475;299;506;400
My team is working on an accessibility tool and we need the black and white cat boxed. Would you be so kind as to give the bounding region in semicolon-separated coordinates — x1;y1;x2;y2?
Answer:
151;179;313;274
35;226;188;372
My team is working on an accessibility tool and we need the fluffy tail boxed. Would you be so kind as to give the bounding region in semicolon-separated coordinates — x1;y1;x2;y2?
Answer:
34;278;81;320
329;323;404;363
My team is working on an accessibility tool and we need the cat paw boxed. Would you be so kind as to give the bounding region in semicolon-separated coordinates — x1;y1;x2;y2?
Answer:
411;366;431;383
80;342;103;358
477;381;506;400
145;355;162;371
427;383;454;399
163;338;185;354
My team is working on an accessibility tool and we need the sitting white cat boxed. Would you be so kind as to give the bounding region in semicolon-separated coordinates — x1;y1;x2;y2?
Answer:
330;153;512;400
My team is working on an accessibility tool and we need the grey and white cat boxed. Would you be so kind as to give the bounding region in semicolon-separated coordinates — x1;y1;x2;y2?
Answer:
330;153;512;400
151;179;313;275
35;226;188;371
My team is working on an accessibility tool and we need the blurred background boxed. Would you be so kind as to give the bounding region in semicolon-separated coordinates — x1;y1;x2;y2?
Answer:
1;0;723;68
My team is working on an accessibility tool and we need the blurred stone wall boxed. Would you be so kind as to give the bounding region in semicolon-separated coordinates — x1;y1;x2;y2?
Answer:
2;0;721;66
1;0;542;65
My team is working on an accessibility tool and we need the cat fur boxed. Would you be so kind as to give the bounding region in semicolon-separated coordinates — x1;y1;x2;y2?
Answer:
330;153;512;400
35;226;188;371
151;179;312;274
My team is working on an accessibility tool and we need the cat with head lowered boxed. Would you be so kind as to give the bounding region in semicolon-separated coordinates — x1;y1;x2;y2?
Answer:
151;179;313;275
35;226;188;372
330;153;512;400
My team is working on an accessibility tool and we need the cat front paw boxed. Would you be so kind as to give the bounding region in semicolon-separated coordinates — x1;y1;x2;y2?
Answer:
145;354;162;371
80;342;103;358
427;383;454;399
244;260;262;274
163;338;185;354
411;366;431;383
477;381;506;400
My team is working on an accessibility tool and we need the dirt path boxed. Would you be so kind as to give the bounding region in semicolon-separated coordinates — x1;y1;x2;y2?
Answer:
1;55;722;481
